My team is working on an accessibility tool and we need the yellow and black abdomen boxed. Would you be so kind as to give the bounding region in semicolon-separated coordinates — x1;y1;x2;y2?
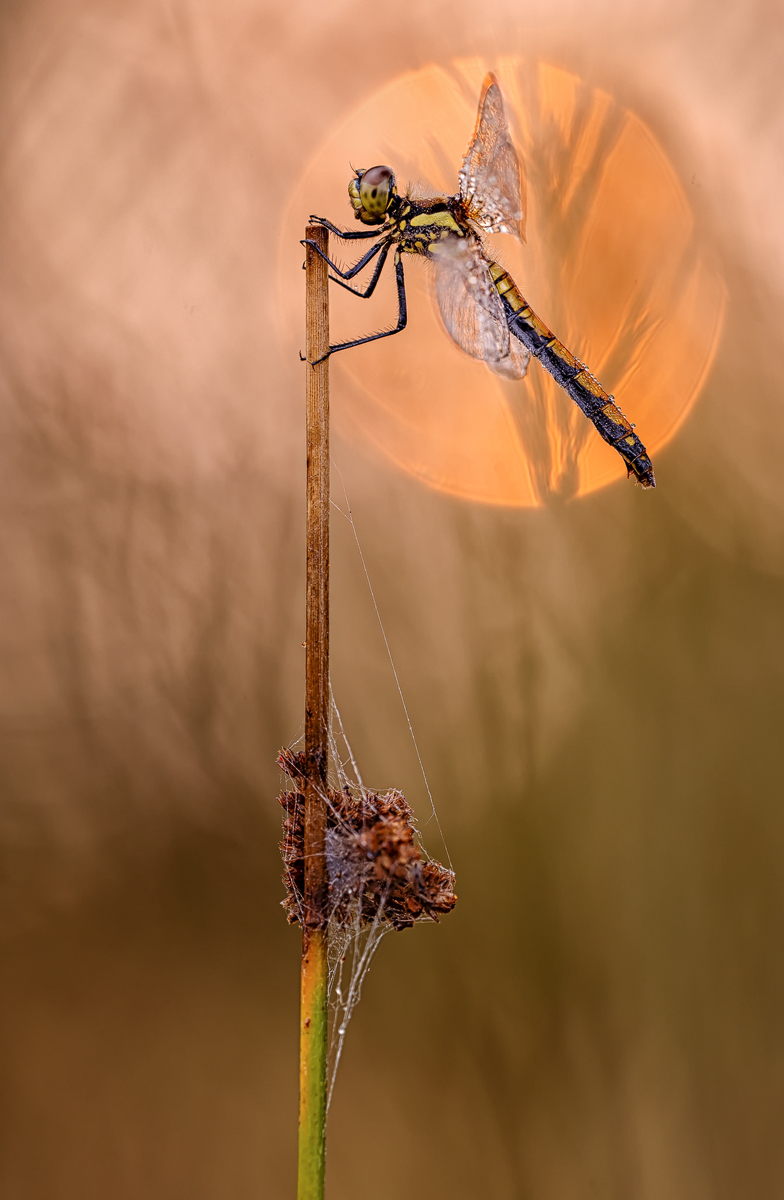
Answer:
489;263;656;489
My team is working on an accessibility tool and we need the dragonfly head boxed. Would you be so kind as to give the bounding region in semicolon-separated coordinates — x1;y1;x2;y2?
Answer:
348;165;397;224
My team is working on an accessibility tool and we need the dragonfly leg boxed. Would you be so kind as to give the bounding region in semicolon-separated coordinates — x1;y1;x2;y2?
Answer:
329;241;391;297
311;254;407;364
308;215;390;240
301;236;386;280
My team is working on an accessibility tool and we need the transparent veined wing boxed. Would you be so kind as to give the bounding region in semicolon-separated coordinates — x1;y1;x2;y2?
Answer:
432;236;530;380
458;73;526;242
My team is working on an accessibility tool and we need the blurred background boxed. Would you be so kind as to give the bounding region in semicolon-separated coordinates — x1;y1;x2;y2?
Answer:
0;1;783;1197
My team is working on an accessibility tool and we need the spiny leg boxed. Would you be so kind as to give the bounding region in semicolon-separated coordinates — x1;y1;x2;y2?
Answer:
312;253;407;364
328;241;392;298
308;215;390;240
301;234;388;280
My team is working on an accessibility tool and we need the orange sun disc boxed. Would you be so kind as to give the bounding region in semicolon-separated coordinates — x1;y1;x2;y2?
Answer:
279;58;726;506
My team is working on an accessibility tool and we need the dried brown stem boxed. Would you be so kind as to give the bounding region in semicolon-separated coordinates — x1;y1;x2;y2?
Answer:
304;222;330;930
298;221;330;1200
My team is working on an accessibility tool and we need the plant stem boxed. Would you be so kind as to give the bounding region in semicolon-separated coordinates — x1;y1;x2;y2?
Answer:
298;222;330;1200
298;926;328;1199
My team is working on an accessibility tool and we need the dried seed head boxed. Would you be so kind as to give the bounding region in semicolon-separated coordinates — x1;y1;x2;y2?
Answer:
277;747;456;931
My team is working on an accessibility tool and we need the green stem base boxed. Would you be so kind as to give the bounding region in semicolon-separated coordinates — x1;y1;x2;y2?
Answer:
297;926;328;1200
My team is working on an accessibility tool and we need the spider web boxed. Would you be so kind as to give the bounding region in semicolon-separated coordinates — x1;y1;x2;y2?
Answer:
277;471;455;1106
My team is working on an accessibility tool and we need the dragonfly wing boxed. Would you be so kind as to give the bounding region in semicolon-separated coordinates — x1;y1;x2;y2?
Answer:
458;74;526;242
493;325;531;380
432;237;530;381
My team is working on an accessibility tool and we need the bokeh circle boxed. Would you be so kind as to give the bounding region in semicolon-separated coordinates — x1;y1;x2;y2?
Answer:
279;58;726;505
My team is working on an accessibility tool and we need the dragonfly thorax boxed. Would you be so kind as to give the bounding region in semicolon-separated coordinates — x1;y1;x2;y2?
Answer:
390;195;470;257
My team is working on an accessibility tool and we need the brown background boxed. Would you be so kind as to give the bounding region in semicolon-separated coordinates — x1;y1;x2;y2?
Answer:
1;1;783;1197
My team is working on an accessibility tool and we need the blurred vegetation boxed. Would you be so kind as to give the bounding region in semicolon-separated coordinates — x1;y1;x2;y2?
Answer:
0;1;783;1197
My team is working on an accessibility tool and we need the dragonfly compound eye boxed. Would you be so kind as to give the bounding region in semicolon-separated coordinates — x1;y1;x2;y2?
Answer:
354;165;395;223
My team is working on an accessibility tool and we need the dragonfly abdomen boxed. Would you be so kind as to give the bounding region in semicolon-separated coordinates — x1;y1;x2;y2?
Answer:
488;263;656;489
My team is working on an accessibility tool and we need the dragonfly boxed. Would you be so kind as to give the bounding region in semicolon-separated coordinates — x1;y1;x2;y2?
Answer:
304;73;655;489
